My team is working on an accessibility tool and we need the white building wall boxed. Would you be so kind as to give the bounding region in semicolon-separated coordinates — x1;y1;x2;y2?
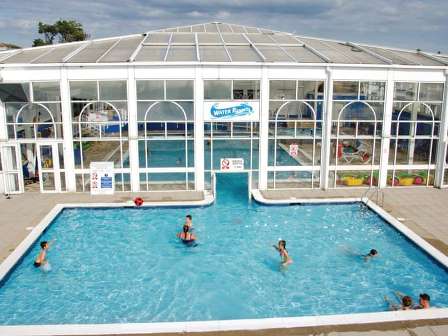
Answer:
0;63;447;193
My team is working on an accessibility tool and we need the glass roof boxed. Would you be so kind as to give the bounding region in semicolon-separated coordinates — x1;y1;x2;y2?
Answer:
0;22;446;66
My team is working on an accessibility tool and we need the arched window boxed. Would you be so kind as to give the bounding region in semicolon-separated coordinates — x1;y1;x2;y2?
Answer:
143;101;189;170
136;80;195;191
270;101;320;188
331;81;385;188
389;102;437;186
15;103;56;139
267;80;324;189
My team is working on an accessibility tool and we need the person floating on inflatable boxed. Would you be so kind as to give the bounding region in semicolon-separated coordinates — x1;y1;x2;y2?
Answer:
134;197;144;207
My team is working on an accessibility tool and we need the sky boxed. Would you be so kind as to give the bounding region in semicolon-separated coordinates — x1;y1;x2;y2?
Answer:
0;0;447;53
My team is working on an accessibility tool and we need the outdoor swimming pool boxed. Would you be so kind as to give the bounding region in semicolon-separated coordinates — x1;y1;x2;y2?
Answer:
1;174;448;326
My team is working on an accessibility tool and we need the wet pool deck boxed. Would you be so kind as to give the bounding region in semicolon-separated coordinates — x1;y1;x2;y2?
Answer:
1;188;448;336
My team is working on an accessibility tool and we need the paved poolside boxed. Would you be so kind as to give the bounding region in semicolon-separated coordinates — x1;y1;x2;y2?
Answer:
1;188;448;336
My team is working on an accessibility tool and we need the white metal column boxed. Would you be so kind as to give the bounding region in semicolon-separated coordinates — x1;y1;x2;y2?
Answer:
320;67;333;189
60;68;76;192
258;66;269;190
0;101;6;193
0;101;7;140
127;67;140;192
379;71;394;188
434;70;448;187
194;67;204;191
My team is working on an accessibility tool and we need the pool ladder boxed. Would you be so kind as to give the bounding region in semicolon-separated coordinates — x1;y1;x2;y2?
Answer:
361;187;384;207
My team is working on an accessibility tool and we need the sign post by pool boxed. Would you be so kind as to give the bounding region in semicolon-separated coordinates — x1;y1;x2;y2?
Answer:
90;162;115;195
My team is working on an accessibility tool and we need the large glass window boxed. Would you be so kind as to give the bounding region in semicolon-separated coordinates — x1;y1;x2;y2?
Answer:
137;80;194;191
268;80;324;189
204;80;259;100
70;80;129;192
330;81;384;188
388;82;443;187
2;82;63;140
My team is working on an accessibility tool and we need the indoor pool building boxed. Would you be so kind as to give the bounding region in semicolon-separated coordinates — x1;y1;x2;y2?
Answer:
0;22;447;194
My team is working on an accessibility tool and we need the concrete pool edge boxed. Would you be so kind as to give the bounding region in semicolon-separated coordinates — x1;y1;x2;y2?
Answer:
2;192;448;335
2;310;448;336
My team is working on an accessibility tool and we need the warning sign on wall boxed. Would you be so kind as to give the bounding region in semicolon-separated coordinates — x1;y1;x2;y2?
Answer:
289;144;299;157
220;158;244;171
90;162;115;195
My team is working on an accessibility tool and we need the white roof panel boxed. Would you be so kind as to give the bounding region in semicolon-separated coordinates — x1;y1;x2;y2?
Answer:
0;22;445;66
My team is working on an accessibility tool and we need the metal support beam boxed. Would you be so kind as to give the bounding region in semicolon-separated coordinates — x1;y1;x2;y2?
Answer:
293;36;331;63
320;67;333;189
127;67;140;191
128;34;148;62
379;71;394;188
163;33;174;62
418;51;448;66
434;70;448;187
347;42;393;64
258;66;269;189
242;33;266;62
96;38;122;63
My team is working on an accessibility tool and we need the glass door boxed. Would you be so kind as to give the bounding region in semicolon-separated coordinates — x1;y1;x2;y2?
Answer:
37;143;61;192
0;144;24;194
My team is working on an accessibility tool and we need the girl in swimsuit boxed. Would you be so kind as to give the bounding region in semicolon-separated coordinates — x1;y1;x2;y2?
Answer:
273;240;293;267
177;225;197;246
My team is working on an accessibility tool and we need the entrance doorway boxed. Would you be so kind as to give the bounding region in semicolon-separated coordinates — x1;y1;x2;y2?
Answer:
20;142;64;193
214;172;251;202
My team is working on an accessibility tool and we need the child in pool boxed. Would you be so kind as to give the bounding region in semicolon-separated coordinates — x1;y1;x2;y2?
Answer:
34;240;54;271
273;240;293;267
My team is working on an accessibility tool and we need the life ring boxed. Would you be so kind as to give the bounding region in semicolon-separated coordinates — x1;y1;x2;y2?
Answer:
134;197;144;207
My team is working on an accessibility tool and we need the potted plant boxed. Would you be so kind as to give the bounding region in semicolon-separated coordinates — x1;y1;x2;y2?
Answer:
387;174;399;186
342;173;365;186
413;170;432;185
397;172;415;186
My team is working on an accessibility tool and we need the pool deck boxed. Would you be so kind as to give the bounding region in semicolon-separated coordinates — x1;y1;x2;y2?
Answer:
1;188;448;336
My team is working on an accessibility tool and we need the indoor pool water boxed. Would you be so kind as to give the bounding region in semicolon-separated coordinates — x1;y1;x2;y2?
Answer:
1;174;448;325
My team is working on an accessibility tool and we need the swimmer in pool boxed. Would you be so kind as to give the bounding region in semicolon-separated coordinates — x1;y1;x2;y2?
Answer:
415;293;431;309
184;214;193;228
363;249;378;261
273;240;293;267
34;240;54;270
395;291;431;309
384;293;413;310
177;225;197;246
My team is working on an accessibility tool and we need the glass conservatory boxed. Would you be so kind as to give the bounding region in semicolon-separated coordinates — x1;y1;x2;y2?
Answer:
0;22;447;194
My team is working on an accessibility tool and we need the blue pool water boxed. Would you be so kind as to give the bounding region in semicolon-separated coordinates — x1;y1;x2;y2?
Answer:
1;174;448;325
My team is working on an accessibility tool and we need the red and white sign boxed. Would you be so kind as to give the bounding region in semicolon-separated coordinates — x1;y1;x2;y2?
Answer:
90;162;115;195
289;144;299;157
220;158;244;171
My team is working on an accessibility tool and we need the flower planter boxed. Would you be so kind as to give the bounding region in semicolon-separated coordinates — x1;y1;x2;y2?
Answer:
398;177;414;186
343;176;364;186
